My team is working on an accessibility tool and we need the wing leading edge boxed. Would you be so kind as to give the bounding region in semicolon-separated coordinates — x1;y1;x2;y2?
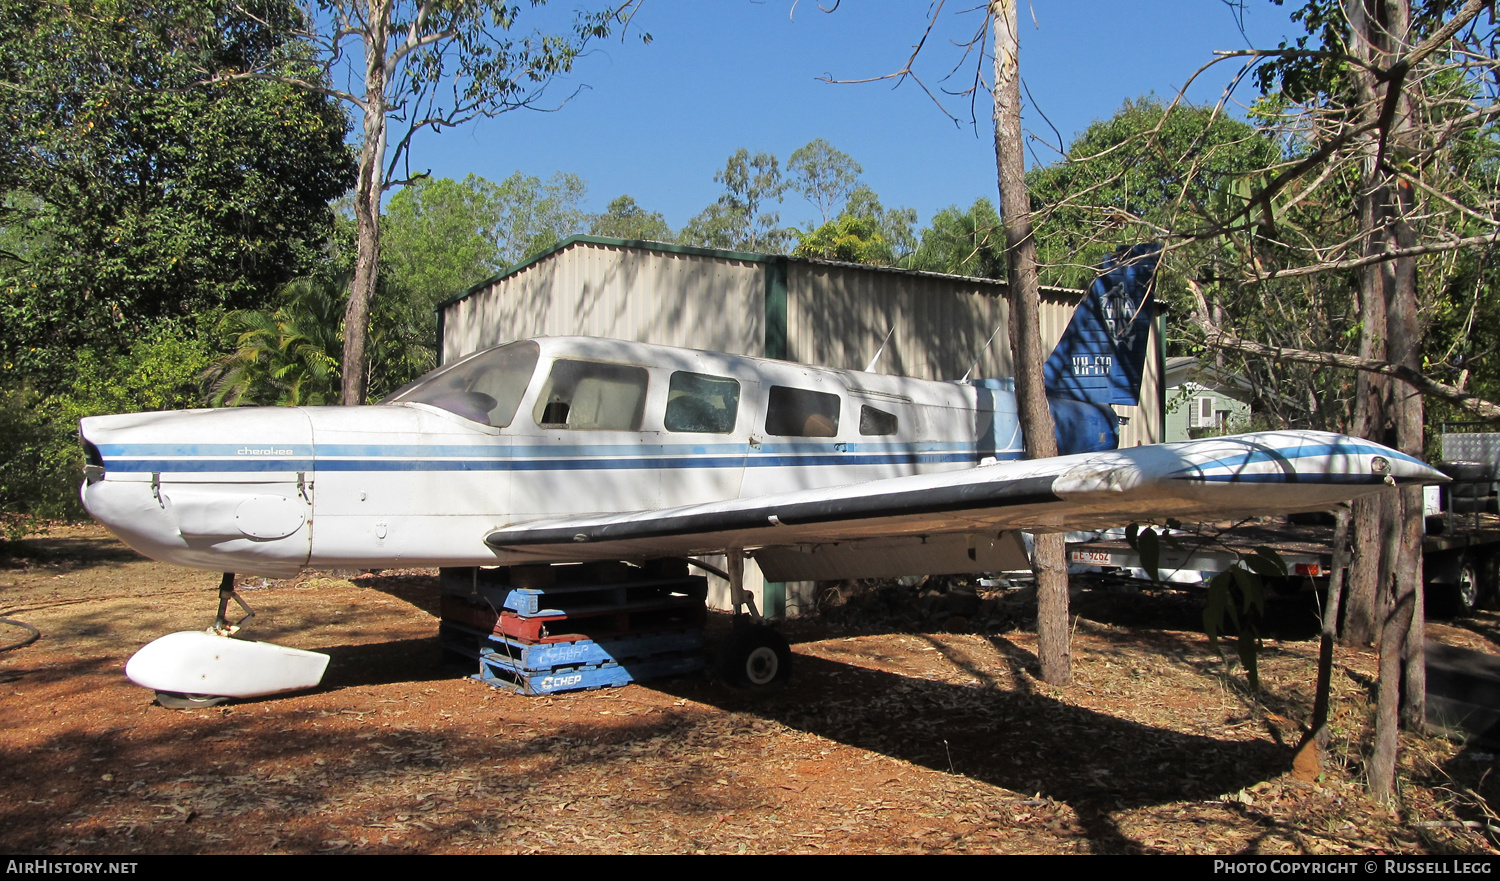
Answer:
483;431;1446;578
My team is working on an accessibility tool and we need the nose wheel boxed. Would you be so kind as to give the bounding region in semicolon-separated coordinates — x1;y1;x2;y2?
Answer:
155;691;230;709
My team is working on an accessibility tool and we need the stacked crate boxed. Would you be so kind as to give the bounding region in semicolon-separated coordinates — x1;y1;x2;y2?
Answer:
438;560;708;695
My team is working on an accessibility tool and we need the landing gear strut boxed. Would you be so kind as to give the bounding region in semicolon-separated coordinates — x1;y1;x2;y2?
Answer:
212;572;254;635
716;550;791;688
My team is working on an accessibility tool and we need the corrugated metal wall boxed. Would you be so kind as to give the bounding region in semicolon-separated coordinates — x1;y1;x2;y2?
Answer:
442;241;766;358
787;262;1160;446
785;263;1013;380
1122;340;1162;448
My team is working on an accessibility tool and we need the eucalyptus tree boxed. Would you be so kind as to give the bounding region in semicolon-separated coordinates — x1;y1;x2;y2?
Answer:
787;139;864;224
679;150;790;253
906;200;1007;279
591;196;674;242
844;185;918;262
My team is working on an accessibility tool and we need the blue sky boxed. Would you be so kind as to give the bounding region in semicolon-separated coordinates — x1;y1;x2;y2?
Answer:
405;1;1302;233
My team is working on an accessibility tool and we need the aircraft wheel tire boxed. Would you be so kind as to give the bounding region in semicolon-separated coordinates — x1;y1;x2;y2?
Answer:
720;625;791;688
155;691;230;710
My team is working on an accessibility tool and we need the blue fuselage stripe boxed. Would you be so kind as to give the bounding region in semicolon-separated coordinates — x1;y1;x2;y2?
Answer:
96;445;1013;474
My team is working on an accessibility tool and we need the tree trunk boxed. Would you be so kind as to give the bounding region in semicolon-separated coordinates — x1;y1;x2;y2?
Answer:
991;0;1068;686
1344;3;1394;645
1293;508;1352;781
1347;0;1425;803
1391;175;1426;734
343;0;392;407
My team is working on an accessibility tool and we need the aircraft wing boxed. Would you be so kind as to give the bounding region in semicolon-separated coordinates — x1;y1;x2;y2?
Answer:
484;431;1444;579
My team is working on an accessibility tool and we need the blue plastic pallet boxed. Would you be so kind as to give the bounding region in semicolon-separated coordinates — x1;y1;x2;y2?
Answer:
480;629;704;672
475;651;706;695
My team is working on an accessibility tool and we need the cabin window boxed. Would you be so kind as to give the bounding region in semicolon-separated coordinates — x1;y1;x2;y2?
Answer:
533;359;649;430
766;386;840;437
665;372;740;434
384;340;539;427
859;405;898;436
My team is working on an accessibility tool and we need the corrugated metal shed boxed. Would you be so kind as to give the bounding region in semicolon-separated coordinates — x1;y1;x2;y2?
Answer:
439;235;1163;448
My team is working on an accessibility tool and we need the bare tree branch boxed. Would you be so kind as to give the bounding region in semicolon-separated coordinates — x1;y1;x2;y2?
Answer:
1186;281;1500;422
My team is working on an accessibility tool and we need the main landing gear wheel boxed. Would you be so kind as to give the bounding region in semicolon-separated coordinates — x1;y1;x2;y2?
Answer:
720;622;791;688
155;691;230;710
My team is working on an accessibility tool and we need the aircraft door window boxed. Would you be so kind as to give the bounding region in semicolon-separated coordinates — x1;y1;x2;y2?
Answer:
384;340;539;427
533;360;649;430
766;386;840;437
665;372;740;434
859;405;899;436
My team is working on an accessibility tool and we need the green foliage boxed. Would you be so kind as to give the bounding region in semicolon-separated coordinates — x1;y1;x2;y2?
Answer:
0;0;355;386
793;216;893;265
382;176;510;307
906;199;1006;279
590;195;673;242
1;321;215;529
488;171;590;266
377;171;590;391
1126;523;1286;692
0;384;56;540
384;171;588;273
679;150;790;253
787;139;863;224
208;262;438;407
210;276;345;407
1197;4;1500;430
844;185;918;261
1253;0;1463;104
1024;97;1281;290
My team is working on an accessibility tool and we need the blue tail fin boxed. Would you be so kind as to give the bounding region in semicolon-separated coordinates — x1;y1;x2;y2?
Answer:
1043;244;1160;408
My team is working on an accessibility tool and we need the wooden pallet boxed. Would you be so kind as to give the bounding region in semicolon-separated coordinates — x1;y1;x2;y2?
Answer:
441;595;707;642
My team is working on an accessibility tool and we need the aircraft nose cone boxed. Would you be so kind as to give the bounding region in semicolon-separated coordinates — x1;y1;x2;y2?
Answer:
78;407;315;576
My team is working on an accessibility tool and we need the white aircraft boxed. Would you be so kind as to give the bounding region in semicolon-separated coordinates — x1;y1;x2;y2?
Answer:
78;249;1446;703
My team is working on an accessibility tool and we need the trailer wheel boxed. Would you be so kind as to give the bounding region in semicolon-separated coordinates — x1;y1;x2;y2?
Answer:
720;623;791;688
1457;558;1481;616
1429;554;1487;619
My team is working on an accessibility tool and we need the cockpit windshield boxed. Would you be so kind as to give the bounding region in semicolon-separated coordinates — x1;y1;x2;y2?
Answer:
383;341;540;427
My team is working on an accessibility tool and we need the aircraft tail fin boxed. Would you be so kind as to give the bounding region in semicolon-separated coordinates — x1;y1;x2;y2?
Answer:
1043;244;1160;408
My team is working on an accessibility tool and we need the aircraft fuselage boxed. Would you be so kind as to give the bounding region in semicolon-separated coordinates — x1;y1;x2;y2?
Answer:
81;337;1083;577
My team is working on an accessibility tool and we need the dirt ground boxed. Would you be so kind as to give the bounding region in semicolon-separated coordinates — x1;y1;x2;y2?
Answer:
3;524;1499;855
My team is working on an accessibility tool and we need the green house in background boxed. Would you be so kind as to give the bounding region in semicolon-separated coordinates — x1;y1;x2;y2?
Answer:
1164;356;1255;442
